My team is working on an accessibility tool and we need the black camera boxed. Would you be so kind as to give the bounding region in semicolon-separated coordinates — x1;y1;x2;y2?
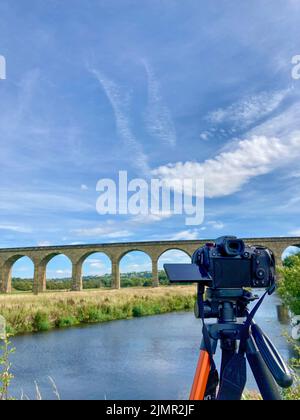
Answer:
164;236;276;290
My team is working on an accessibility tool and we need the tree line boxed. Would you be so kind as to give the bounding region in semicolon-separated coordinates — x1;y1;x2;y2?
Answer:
12;271;170;292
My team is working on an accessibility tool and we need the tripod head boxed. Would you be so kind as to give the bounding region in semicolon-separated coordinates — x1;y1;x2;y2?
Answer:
195;286;259;322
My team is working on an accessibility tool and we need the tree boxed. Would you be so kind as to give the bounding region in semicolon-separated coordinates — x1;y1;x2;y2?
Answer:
278;255;300;315
283;253;300;268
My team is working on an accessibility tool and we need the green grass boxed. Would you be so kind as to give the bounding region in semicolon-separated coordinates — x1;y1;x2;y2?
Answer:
0;286;196;335
33;312;51;332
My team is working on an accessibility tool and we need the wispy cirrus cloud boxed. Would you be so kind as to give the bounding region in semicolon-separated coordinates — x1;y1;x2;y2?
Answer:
246;99;300;139
207;221;225;230
132;211;173;224
86;260;105;269
0;189;93;213
143;60;177;147
208;89;290;127
37;241;52;247
47;269;72;278
90;68;150;174
200;89;291;141
169;229;201;240
0;224;32;233
73;225;133;240
167;222;225;241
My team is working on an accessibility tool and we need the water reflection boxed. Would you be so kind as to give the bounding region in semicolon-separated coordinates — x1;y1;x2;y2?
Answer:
276;304;290;325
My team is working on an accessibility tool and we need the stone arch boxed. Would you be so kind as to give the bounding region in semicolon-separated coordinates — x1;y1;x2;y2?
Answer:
281;244;300;264
40;251;74;266
10;256;35;293
157;249;192;286
118;249;153;288
157;247;193;261
78;251;113;290
36;252;73;293
1;254;35;294
77;250;112;266
117;248;152;264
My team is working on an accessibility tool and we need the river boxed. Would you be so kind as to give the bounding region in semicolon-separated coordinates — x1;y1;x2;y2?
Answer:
9;292;294;400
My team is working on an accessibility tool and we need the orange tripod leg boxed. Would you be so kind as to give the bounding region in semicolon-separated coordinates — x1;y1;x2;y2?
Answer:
190;350;211;400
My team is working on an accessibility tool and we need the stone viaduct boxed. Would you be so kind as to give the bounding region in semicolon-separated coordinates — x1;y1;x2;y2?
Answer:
0;237;299;294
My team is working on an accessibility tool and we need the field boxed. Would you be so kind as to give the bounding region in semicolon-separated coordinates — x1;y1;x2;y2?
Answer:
0;286;196;335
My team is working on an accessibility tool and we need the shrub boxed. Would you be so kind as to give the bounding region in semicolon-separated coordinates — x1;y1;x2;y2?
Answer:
86;307;103;323
56;316;77;328
12;279;33;292
33;312;51;332
132;305;144;317
0;337;15;400
278;257;300;315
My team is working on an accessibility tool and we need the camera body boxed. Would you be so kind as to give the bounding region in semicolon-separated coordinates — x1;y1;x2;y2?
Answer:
164;236;276;290
192;236;276;289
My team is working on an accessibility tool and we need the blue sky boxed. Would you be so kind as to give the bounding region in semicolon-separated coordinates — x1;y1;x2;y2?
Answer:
1;0;300;277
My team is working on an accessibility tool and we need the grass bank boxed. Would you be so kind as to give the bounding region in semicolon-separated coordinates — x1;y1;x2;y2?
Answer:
0;286;196;336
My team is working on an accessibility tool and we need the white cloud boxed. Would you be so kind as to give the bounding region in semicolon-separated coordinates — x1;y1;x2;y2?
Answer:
0;189;94;213
246;100;300;139
207;89;289;128
143;60;177;147
282;246;300;259
47;269;72;278
132;211;173;224
90;262;104;269
200;132;210;141
153;132;300;198
84;258;108;271
55;270;71;277
208;221;225;230
170;229;201;240
81;184;89;191
13;266;32;273
73;226;133;239
159;250;191;260
120;262;152;273
158;250;191;268
0;224;32;233
86;258;103;264
37;241;52;247
90;68;150;174
289;229;300;236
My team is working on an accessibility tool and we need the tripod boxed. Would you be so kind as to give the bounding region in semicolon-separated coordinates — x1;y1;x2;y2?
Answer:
190;287;293;401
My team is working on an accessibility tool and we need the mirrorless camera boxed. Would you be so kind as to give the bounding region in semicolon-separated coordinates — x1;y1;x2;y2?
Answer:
164;236;276;289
